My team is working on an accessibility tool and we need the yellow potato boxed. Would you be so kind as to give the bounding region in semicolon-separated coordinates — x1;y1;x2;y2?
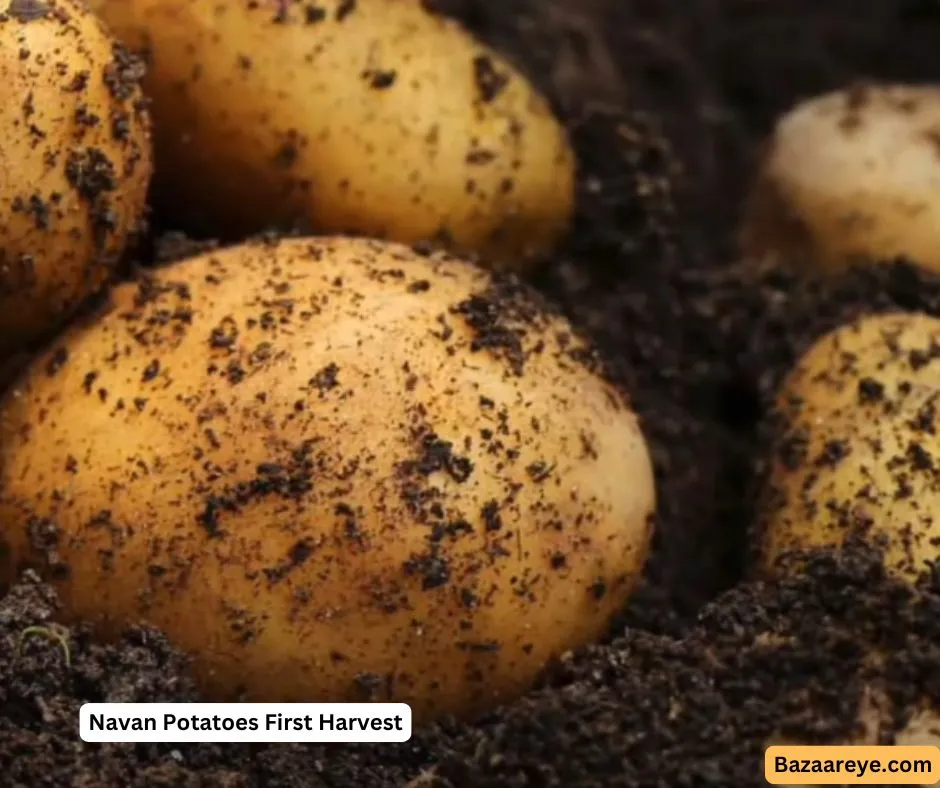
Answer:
0;236;654;722
86;0;575;270
740;84;940;275
758;311;940;581
0;0;151;355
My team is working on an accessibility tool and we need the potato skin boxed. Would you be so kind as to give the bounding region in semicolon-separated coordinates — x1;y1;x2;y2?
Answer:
86;0;574;270
0;0;151;356
740;84;940;275
758;312;940;582
0;236;654;721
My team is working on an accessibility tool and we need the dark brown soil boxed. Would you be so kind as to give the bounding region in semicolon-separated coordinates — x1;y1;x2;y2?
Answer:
6;0;940;786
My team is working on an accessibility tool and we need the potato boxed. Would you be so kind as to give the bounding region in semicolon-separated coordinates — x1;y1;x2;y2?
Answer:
0;0;151;356
85;0;575;270
740;84;940;275
0;236;654;721
758;311;940;581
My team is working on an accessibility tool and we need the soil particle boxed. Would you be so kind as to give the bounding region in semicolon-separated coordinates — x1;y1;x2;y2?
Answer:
64;147;119;246
103;44;148;103
44;346;68;376
195;443;316;539
305;5;326;24
365;69;397;90
7;0;47;23
472;55;509;103
335;0;356;22
309;361;340;393
399;429;474;484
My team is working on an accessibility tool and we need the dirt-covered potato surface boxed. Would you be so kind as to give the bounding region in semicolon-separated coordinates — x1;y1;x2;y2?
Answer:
0;236;654;722
0;0;151;356
5;1;940;787
758;312;940;582
741;84;940;276
86;0;574;269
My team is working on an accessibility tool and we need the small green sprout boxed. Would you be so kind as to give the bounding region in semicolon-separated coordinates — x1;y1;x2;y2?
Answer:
15;624;71;667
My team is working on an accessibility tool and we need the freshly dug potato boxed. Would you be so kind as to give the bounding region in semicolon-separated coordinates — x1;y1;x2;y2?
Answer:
0;0;151;356
86;0;575;269
0;236;654;722
740;84;940;275
758;311;940;582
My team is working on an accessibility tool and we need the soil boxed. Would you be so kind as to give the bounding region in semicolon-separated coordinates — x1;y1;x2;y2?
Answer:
6;0;940;786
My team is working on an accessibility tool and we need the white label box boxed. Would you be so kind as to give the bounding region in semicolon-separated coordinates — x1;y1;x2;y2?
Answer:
79;702;412;743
